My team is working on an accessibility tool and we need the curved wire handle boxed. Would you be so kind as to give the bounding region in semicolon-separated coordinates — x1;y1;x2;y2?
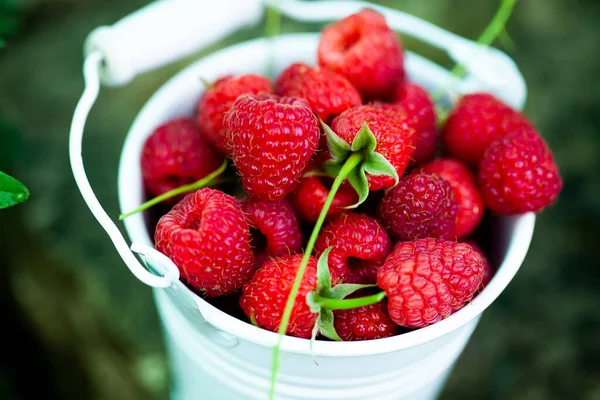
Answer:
69;51;179;288
71;0;526;290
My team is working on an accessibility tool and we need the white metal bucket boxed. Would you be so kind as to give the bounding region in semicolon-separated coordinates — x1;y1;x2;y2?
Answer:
116;33;536;400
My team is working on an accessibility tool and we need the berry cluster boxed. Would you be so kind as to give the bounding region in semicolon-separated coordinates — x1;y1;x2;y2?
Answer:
136;9;561;341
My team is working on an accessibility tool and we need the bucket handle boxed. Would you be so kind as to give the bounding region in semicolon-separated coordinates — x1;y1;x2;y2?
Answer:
82;0;525;108
69;52;179;288
71;0;527;290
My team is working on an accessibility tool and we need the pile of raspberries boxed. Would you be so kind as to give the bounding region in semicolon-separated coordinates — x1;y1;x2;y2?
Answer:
139;9;562;341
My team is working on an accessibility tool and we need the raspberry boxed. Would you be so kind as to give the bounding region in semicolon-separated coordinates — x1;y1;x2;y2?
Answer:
442;93;534;165
378;173;459;240
318;9;405;98
288;176;358;223
197;74;273;154
478;130;562;214
314;213;392;284
225;95;320;201
465;240;492;288
421;158;484;238
377;239;484;328
275;63;361;121
330;105;416;191
154;188;254;297
141;118;223;199
334;300;399;341
393;82;438;165
238;197;303;267
240;254;338;338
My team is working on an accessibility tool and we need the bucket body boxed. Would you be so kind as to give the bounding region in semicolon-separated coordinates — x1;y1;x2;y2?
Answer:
119;34;535;400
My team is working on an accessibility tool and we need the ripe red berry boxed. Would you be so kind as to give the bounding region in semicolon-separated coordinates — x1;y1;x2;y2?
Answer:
442;93;534;165
393;82;438;165
238;197;303;267
315;213;392;284
154;188;254;297
197;74;273;154
141;118;223;199
478;130;562;214
318;9;405;98
225;95;320;201
377;239;484;328
334;300;399;341
378;173;459;240
288;176;358;223
275;63;361;121
420;158;484;238
464;240;492;288
240;254;338;338
331;105;416;191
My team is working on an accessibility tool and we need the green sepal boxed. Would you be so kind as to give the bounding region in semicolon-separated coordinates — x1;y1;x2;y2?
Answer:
329;284;377;300
302;168;328;178
0;171;29;209
199;76;213;90
306;291;320;314
350;123;378;153
317;309;342;342
345;166;368;208
320;119;350;163
363;152;399;186
322;120;399;208
315;247;333;298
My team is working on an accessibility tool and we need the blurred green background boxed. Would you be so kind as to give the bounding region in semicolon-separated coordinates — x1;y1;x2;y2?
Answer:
1;0;599;399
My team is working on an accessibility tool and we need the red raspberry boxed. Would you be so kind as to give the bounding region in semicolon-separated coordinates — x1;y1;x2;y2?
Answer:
154;188;254;297
141;118;223;199
378;173;459;240
240;254;338;338
478;130;562;214
288;176;358;223
331;105;416;191
442;93;534;165
465;240;492;288
314;213;392;284
377;239;484;328
318;9;405;98
238;197;303;267
275;63;361;122
334;300;399;341
196;74;273;154
393;82;438;165
225;95;320;201
420;158;484;238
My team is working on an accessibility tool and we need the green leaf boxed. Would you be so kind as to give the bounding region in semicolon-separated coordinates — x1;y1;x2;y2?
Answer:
363;152;399;186
315;247;333;297
350;122;378;153
0;171;29;209
321;119;350;163
317;309;342;342
329;284;378;300
345;166;369;208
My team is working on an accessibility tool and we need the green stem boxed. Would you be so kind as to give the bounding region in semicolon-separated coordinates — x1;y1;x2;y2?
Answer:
313;291;387;310
119;159;227;220
269;152;364;400
448;0;517;80
264;0;281;78
434;0;517;102
264;0;281;39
